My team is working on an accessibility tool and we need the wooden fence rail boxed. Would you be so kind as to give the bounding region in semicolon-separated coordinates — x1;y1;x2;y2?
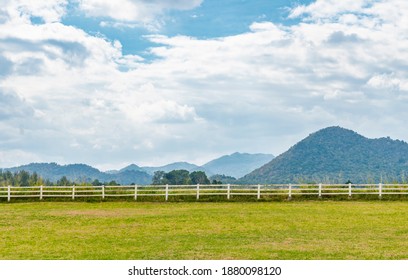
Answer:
1;183;408;202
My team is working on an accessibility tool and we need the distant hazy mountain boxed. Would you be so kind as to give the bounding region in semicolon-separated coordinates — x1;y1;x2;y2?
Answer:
3;152;275;185
136;153;274;178
5;163;152;185
141;162;200;175
202;152;275;178
119;164;145;173
241;126;408;184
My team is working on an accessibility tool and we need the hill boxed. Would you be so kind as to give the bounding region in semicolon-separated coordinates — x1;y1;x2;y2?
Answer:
240;126;408;184
118;164;145;173
141;162;200;175
5;163;152;185
2;150;275;186
202;152;274;178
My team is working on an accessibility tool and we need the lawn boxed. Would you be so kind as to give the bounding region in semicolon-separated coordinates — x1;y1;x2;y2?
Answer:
0;201;407;259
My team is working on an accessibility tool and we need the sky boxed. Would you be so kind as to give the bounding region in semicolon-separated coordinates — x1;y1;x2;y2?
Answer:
1;0;408;170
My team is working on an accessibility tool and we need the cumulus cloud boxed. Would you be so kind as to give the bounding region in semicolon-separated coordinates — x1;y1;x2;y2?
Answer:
1;0;408;168
0;0;68;23
137;0;408;147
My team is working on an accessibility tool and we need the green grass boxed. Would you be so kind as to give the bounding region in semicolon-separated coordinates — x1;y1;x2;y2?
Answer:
1;201;407;260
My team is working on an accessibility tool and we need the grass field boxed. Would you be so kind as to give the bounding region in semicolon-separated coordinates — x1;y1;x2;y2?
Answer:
0;201;407;260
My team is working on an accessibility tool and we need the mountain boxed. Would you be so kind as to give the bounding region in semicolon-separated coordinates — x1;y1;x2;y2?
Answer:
3;151;275;186
5;163;152;185
141;162;200;175
202;152;275;178
240;126;408;184
119;164;145;173
105;164;145;175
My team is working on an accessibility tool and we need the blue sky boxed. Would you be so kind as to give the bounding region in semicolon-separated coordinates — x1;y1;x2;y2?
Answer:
62;1;312;57
1;0;408;170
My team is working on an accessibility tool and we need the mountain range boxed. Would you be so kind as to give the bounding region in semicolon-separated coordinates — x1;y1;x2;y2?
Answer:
4;163;153;185
241;126;408;184
3;152;274;185
108;152;274;178
5;126;408;184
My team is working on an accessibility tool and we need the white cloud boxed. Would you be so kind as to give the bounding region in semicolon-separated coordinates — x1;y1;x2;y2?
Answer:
290;0;370;20
0;0;68;23
77;0;203;23
367;73;401;90
123;100;201;124
2;0;408;168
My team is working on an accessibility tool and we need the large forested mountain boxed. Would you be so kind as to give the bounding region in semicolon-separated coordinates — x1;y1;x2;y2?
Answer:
240;126;408;184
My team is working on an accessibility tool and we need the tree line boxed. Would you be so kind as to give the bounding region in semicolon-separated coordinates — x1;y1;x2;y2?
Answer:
0;170;47;186
0;170;119;186
1;169;221;186
152;170;222;185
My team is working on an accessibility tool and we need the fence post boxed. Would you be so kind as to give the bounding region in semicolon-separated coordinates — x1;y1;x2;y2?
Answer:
40;185;43;200
102;185;105;200
318;183;322;198
289;184;292;200
196;184;200;200
379;183;383;199
7;185;11;202
134;185;138;201
257;184;261;200
227;184;231;200
348;183;352;197
165;184;169;201
72;185;75;200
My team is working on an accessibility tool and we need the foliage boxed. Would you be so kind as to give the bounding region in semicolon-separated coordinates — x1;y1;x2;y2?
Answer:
0;170;121;186
209;174;237;184
0;170;49;186
152;169;210;185
152;171;166;185
189;171;210;184
3;163;151;185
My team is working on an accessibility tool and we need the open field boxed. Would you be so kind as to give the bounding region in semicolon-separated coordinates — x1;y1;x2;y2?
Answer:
0;201;407;260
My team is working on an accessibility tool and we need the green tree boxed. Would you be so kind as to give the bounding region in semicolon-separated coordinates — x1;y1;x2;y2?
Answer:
151;170;211;185
92;179;102;186
57;176;71;186
15;170;30;186
165;170;191;185
152;171;166;185
0;170;48;186
107;180;119;186
189;171;210;184
209;174;237;184
29;172;43;186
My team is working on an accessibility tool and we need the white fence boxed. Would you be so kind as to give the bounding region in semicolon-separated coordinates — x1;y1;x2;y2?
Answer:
1;183;408;202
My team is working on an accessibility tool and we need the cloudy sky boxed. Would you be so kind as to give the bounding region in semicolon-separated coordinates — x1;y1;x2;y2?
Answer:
1;0;408;170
